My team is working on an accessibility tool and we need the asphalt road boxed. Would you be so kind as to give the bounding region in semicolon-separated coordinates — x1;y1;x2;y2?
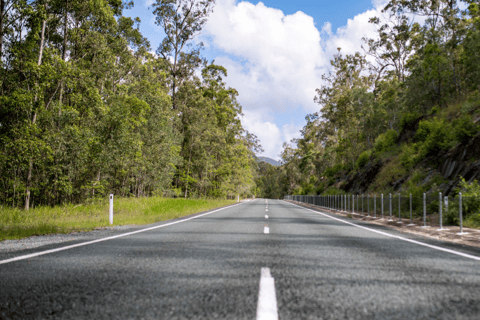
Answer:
2;199;480;319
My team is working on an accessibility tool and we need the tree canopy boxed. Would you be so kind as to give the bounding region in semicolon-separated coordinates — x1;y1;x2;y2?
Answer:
0;0;259;209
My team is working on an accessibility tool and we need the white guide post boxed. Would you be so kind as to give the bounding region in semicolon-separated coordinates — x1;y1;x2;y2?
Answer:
109;194;114;225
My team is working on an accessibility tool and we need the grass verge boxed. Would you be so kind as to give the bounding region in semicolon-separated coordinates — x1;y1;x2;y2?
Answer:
0;197;236;241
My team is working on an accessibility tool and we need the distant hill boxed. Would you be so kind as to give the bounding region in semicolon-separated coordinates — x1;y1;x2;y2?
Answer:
257;156;282;167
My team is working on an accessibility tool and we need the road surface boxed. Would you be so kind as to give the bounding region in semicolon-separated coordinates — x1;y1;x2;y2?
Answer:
1;199;480;319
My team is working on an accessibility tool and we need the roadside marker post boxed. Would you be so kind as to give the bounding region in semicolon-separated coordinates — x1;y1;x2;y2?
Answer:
362;194;364;216
374;194;376;218
369;194;372;216
381;194;384;219
397;194;402;223
458;193;467;235
357;194;360;214
109;194;114;225
388;193;393;221
408;194;415;226
352;195;355;214
438;192;447;231
439;192;442;230
422;193;427;227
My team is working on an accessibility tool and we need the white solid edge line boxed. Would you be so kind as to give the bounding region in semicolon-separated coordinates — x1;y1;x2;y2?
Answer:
256;267;279;320
284;200;480;262
0;202;247;265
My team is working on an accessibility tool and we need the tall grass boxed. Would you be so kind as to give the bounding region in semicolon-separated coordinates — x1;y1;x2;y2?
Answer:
0;197;236;241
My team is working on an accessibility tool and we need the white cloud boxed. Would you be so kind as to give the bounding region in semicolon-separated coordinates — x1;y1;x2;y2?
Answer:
241;110;283;160
282;123;303;147
203;0;328;113
323;8;379;57
202;0;387;159
240;110;303;160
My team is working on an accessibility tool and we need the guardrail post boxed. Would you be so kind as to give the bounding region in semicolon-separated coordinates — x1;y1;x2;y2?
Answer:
422;193;427;227
438;192;443;230
352;194;355;213
356;194;358;214
381;194;384;219
109;194;114;225
388;193;393;221
408;193;414;225
367;194;370;216
459;192;464;234
362;194;364;215
398;194;402;223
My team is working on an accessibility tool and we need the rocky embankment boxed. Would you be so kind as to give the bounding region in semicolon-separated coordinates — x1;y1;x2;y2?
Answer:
338;131;480;195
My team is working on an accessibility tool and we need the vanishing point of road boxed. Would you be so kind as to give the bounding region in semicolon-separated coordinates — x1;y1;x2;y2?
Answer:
2;199;480;319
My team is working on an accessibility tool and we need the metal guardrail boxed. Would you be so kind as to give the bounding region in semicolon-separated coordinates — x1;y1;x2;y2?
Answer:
284;193;475;233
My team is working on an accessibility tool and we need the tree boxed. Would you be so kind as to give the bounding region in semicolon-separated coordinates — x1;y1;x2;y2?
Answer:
151;0;215;109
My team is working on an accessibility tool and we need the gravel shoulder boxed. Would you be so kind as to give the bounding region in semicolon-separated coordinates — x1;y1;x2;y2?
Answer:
0;202;241;260
286;200;480;249
0;225;137;253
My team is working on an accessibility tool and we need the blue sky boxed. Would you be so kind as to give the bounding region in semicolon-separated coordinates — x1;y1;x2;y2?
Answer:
124;0;387;160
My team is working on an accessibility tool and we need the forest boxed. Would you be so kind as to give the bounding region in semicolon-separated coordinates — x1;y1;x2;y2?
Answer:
0;0;262;210
2;0;480;212
258;0;480;203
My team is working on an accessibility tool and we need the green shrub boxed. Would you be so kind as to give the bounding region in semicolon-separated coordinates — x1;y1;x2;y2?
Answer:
399;143;419;169
302;183;316;195
403;170;428;198
356;150;371;169
374;129;399;153
444;178;480;226
427;199;439;214
323;163;344;178
293;187;304;195
415;118;455;156
399;112;419;131
452;115;480;144
315;184;325;195
430;106;440;115
456;177;480;216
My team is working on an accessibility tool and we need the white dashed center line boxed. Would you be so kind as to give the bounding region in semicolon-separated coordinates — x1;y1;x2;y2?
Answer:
264;225;270;234
265;215;269;219
256;267;279;320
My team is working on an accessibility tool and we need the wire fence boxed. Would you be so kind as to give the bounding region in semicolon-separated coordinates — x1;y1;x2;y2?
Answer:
284;193;479;233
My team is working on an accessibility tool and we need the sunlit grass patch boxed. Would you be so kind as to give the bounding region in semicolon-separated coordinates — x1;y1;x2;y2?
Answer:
0;197;236;241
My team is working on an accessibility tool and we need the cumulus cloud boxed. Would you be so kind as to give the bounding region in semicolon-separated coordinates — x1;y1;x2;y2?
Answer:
322;8;379;57
202;0;386;160
204;0;328;113
241;110;303;159
241;110;283;159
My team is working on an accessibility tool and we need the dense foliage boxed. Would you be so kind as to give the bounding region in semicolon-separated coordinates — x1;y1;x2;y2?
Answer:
278;0;480;197
0;0;259;209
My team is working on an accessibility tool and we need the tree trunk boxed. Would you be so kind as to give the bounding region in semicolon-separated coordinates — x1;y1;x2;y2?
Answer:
25;13;46;211
184;144;193;199
0;0;5;61
58;0;68;115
